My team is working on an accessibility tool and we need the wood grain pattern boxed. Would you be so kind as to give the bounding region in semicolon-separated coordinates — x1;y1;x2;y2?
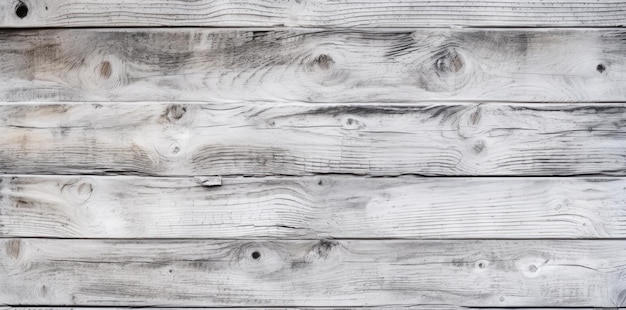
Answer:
1;102;625;176
2;175;625;239
0;0;625;28
0;308;462;310
0;29;625;102
0;308;606;310
1;239;625;307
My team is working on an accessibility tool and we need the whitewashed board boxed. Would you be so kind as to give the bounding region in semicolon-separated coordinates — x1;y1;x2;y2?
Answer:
1;0;625;308
0;308;608;310
1;102;624;176
1;239;626;307
0;0;624;28
1;175;625;239
0;308;463;310
0;29;624;102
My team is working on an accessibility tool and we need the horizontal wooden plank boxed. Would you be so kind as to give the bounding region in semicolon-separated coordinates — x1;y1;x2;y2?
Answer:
1;102;625;176
0;0;624;28
1;239;625;307
0;29;625;102
0;308;463;310
0;308;610;310
2;175;625;239
0;305;458;310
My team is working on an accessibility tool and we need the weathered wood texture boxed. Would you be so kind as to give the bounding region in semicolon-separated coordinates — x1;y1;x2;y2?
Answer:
1;102;625;176
0;29;624;102
0;308;463;310
1;239;625;307
1;0;625;28
0;308;465;310
2;175;625;239
0;308;607;310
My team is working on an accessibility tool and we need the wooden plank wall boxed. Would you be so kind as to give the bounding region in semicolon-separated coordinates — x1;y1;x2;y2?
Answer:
0;0;625;309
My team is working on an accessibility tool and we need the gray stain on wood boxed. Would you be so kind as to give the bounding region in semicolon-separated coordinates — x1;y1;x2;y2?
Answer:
5;239;20;259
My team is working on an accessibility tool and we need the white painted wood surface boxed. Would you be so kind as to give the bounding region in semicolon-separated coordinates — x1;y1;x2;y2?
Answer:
1;0;624;27
1;102;624;176
2;175;625;239
0;308;464;310
0;29;624;102
1;0;625;308
0;308;608;310
2;239;626;307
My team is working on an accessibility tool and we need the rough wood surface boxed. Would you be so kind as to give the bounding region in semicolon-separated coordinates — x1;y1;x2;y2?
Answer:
1;102;625;176
0;308;606;310
2;175;625;239
0;305;458;310
1;239;625;307
0;0;625;28
0;29;624;102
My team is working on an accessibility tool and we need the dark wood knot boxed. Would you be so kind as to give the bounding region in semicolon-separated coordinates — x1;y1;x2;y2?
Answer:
164;104;187;122
312;54;334;71
435;50;464;74
99;61;112;79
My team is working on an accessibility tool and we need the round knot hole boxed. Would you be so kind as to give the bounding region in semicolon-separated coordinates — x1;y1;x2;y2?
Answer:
597;64;606;73
15;2;28;18
529;264;537;272
251;251;261;260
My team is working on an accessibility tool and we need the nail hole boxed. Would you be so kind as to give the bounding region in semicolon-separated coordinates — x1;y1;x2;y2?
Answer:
15;2;28;18
478;262;485;268
597;64;606;73
251;251;261;260
168;269;173;273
